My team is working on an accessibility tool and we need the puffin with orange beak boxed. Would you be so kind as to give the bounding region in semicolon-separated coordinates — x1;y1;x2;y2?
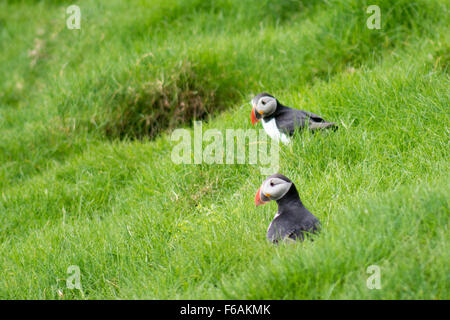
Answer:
255;173;320;243
251;93;337;144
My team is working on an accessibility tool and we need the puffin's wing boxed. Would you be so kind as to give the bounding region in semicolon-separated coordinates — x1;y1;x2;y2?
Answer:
289;218;320;241
275;107;336;135
303;110;337;130
274;107;308;135
267;215;297;243
302;110;325;122
269;207;320;243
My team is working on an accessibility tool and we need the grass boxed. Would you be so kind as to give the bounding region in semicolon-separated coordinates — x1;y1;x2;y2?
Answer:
0;0;449;299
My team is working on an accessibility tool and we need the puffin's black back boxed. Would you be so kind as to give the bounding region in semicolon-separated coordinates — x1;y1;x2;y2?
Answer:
254;96;336;135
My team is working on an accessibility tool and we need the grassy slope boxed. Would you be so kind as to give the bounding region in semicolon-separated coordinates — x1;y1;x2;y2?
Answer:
0;0;449;299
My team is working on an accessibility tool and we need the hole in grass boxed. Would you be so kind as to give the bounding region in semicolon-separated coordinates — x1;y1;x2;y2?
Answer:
102;60;241;140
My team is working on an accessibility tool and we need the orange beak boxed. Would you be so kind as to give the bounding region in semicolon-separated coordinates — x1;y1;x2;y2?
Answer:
255;187;268;207
251;107;259;125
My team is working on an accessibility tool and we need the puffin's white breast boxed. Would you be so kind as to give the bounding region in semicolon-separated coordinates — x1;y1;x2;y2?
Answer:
261;118;290;144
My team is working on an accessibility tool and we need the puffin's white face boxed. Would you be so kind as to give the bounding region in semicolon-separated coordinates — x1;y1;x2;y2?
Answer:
251;94;277;125
255;177;292;206
255;96;277;118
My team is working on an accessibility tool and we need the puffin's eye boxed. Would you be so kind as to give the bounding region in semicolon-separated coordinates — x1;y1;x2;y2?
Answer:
270;181;274;187
262;100;266;105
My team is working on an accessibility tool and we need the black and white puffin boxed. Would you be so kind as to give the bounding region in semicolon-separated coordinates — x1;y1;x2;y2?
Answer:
255;173;320;243
251;93;337;144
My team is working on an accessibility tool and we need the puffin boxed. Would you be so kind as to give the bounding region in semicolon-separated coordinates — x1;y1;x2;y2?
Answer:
255;173;320;243
251;93;337;144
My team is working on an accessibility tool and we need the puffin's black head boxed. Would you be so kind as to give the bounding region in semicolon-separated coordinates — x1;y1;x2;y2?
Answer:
255;173;293;206
250;93;278;125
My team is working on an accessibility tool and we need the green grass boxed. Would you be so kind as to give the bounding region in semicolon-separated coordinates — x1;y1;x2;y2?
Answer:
0;0;449;299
